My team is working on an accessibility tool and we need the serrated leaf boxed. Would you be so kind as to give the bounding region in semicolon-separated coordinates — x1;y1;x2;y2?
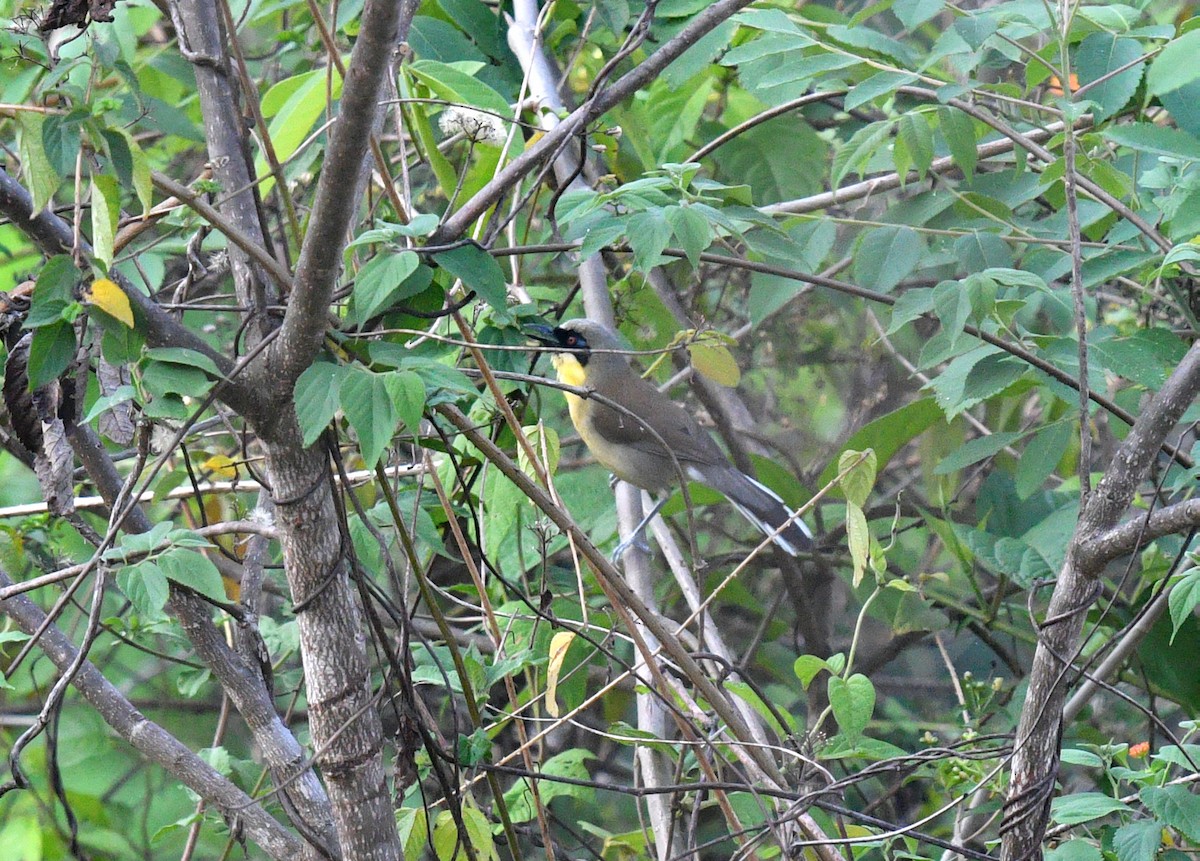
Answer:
896;113;934;182
1148;28;1200;96
384;369;425;436
1141;785;1200;842
83;278;133;327
664;204;712;267
828;673;875;740
1076;34;1144;122
938;106;977;181
687;340;740;386
1113;820;1163;861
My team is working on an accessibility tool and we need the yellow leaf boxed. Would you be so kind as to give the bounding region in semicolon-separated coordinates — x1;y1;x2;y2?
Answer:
203;454;239;479
687;341;741;387
84;278;134;328
846;501;869;588
545;631;576;718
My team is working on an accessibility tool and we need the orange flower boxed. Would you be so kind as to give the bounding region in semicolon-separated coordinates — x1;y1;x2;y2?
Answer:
1129;742;1150;758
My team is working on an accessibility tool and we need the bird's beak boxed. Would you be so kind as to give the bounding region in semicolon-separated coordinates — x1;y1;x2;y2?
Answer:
522;322;559;347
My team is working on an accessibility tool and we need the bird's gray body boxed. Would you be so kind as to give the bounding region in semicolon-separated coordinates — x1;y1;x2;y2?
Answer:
533;318;814;555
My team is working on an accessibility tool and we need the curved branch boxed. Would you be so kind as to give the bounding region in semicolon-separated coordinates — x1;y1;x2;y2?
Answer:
1076;498;1200;570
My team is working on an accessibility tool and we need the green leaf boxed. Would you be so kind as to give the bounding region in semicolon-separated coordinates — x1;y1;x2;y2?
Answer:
407;59;512;115
385;370;426;435
143;347;222;377
1147;28;1200;96
853;226;924;293
1046;840;1103;861
1141;786;1200;842
627;209;673;272
844;70;918;111
1103;124;1200;161
938;106;977;181
141;360;212;399
42;110;83;176
833;120;895;187
341;368;399;468
294;362;347;447
664;204;712;267
1015;421;1072;499
1113;820;1163;861
26;255;79;327
838;449;877;508
846;501;870;587
349;251;421;323
818;398;943;491
433;244;507;310
1169;568;1200;644
793;654;832;689
1076;34;1144;122
28;321;76;390
827;673;875;740
256;68;344;195
1050;793;1130;826
895;113;934;182
18;111;57;213
158;548;226;603
396;807;428;861
117;561;170;618
933;431;1022;475
503;749;596;824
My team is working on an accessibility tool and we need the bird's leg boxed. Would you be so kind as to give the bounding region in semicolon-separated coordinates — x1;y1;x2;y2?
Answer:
610;494;669;564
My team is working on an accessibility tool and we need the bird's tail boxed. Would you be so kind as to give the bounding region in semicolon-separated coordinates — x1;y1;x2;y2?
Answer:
699;466;814;556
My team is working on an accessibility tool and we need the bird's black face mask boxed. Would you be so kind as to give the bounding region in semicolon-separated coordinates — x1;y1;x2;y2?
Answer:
523;323;591;366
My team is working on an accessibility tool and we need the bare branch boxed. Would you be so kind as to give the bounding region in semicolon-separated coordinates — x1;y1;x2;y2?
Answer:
0;568;304;861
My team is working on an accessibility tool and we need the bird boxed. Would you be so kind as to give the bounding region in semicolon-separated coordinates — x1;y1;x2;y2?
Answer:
525;318;814;557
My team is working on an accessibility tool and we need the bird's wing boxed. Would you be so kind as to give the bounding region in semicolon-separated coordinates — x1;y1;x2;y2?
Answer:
587;390;726;467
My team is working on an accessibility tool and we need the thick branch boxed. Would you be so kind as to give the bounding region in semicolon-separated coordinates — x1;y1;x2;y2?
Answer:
271;0;416;388
1002;339;1200;860
1076;498;1200;570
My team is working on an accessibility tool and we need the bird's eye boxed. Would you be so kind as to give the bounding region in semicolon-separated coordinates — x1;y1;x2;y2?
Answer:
565;335;577;346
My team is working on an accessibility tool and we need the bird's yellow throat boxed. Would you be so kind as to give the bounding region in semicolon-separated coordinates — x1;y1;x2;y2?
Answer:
551;353;587;387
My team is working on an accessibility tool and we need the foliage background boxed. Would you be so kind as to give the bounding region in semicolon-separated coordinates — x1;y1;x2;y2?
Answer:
0;0;1199;859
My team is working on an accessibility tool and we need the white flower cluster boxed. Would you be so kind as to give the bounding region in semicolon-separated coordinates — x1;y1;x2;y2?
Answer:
438;106;506;145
